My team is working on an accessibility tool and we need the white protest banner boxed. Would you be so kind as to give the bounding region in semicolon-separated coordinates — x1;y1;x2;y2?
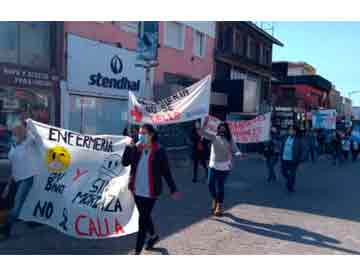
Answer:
312;109;336;129
128;75;211;125
227;113;271;143
19;120;139;239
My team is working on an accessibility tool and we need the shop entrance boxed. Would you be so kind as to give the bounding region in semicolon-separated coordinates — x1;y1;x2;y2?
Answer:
68;94;128;135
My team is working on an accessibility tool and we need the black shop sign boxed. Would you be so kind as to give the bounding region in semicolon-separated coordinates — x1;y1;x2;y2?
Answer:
0;64;59;90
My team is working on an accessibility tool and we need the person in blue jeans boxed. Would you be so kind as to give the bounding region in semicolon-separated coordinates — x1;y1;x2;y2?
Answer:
0;118;38;239
199;120;242;217
280;126;303;193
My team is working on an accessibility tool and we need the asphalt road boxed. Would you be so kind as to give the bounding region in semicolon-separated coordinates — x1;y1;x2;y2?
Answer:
1;155;360;254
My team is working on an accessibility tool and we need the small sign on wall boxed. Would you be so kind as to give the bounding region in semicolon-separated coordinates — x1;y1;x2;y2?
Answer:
75;97;96;109
121;112;128;121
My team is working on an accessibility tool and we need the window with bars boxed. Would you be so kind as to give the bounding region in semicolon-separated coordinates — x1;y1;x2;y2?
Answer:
193;30;206;57
0;22;51;70
0;22;18;64
217;24;233;53
164;22;185;50
113;21;138;34
247;37;257;60
263;47;272;66
234;30;245;56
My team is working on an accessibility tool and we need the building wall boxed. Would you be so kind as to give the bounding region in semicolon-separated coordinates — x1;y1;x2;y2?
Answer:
65;22;138;51
287;62;316;76
154;22;215;87
65;21;215;93
287;67;305;76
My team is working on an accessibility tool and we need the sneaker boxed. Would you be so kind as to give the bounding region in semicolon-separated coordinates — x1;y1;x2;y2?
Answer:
192;179;197;183
145;235;160;250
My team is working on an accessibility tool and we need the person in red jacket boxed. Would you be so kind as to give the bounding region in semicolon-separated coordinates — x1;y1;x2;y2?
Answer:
122;124;180;255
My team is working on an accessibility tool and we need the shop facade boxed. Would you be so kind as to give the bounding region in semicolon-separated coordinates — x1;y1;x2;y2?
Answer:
0;22;63;161
62;34;146;135
0;64;59;128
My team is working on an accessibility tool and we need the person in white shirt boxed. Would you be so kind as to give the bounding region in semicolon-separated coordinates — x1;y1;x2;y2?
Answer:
199;120;242;217
0;118;38;239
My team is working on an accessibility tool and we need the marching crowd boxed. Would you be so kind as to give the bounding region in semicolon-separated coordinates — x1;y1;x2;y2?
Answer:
0;116;359;255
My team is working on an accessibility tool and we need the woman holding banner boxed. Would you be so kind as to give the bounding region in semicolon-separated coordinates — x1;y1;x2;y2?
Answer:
199;119;242;217
0;118;39;239
122;124;180;255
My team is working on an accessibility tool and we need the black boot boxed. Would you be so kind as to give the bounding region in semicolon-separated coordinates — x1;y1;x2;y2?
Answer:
145;235;160;250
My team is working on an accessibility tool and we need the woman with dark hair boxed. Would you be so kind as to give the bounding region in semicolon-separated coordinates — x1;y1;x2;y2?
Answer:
199;119;242;217
122;124;180;255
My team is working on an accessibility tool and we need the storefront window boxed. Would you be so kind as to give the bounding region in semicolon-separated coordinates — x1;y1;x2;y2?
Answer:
0;22;18;64
19;22;51;70
0;87;54;158
0;22;51;70
69;95;128;135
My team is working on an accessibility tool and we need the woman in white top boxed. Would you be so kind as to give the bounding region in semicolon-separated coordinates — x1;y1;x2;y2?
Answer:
0;118;37;239
200;120;241;217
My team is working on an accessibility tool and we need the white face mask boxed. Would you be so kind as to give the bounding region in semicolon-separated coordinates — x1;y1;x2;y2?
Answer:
144;134;151;145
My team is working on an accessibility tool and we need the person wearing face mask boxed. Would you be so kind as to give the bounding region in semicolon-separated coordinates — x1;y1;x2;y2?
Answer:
122;124;180;255
261;126;281;183
198;119;242;217
0;118;39;239
280;126;303;193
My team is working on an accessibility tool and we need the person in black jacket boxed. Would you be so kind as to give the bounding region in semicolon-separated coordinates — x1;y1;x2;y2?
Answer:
190;121;209;183
262;126;281;183
280;126;303;193
331;131;343;166
122;124;180;255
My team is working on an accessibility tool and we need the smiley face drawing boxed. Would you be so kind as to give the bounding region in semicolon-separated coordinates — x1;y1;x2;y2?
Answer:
98;154;124;180
45;146;72;173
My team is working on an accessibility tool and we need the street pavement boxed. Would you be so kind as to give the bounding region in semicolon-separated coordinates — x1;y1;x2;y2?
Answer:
1;154;360;255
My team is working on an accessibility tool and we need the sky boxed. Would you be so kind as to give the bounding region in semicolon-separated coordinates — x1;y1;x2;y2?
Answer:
271;22;360;106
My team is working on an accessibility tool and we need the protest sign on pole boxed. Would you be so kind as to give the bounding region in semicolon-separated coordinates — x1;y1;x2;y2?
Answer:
312;110;336;129
18;120;139;239
128;75;211;125
227;113;271;144
203;113;271;144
